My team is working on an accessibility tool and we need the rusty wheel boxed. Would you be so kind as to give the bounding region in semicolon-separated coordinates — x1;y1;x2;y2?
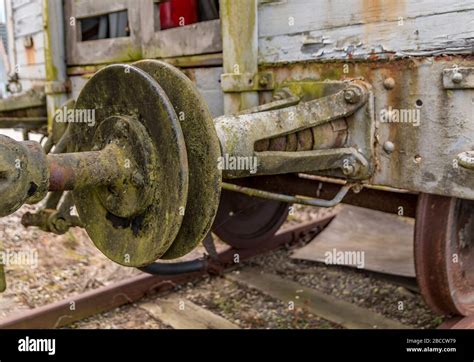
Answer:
212;189;289;249
415;193;474;316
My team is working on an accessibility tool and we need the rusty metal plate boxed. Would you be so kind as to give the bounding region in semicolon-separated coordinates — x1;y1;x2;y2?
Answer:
264;57;474;201
443;67;474;89
71;64;188;266
133;60;222;259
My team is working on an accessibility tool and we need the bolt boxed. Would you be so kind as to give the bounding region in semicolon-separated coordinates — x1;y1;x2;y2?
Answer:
383;77;395;90
342;162;355;176
344;87;362;104
259;75;269;87
383;141;395;154
452;72;463;84
51;218;68;234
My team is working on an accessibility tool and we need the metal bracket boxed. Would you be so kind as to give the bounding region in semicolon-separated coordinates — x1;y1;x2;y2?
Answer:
443;67;474;89
215;80;373;179
456;151;474;170
256;147;370;180
221;71;275;92
21;192;83;234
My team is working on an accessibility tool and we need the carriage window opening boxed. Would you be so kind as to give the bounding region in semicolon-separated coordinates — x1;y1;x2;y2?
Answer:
154;0;220;31
79;10;130;41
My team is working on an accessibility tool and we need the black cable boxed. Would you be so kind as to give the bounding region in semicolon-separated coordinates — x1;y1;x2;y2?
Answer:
138;258;207;275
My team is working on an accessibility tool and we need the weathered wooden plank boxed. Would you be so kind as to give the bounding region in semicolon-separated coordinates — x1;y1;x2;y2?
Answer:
228;268;407;329
13;0;43;38
259;0;474;38
71;37;141;65
188;66;224;117
291;205;416;277
0;87;44;111
18;79;45;92
65;0;142;65
70;65;225;116
17;63;46;79
69;75;89;100
15;46;45;67
11;0;34;10
14;31;44;48
13;31;45;80
143;19;222;59
12;0;41;21
74;0;128;18
259;9;474;63
221;0;259;113
140;297;239;329
163;53;223;68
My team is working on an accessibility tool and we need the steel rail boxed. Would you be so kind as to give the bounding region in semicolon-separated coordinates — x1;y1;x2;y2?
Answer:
0;218;332;329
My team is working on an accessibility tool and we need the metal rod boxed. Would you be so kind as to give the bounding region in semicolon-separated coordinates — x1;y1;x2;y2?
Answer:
47;144;131;191
222;181;352;207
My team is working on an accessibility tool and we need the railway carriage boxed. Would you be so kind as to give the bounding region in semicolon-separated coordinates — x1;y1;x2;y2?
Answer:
0;0;473;317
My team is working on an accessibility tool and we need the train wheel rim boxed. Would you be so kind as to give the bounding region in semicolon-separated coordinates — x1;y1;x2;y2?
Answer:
415;193;474;316
212;189;289;249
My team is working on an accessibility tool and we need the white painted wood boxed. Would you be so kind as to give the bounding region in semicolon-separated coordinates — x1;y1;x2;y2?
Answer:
15;31;44;48
13;3;43;37
17;63;45;80
12;0;41;21
70;75;89;100
188;66;224;117
259;8;474;63
259;0;474;37
14;32;45;68
11;0;33;10
6;0;46;91
15;46;45;66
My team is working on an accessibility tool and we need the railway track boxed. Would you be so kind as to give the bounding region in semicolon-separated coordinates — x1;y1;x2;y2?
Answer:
0;214;472;330
0;218;329;329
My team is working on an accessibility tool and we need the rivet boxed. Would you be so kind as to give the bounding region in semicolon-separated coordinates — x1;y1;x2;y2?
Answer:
383;77;395;90
452;72;463;84
383;141;395;154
